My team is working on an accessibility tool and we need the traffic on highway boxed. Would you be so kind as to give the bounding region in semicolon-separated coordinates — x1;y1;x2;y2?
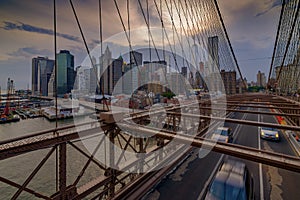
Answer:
144;103;300;200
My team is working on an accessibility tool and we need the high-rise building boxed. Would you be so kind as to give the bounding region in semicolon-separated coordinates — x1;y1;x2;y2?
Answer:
181;67;187;78
140;60;167;93
188;72;194;88
192;43;199;71
72;65;97;95
236;77;247;94
123;63;133;94
195;71;204;89
32;56;54;96
220;70;236;95
48;71;55;97
130;51;143;66
257;70;266;87
122;51;142;94
208;36;219;72
131;65;139;92
167;72;185;94
199;62;205;74
85;68;97;94
110;56;123;94
56;50;75;96
99;46;112;95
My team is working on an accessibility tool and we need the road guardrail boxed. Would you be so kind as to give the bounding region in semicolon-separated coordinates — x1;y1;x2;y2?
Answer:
286;130;300;156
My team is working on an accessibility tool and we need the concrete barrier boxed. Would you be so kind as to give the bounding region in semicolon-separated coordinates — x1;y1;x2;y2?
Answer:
286;130;300;156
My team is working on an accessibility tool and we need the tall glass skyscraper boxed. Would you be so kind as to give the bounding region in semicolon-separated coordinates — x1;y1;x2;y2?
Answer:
57;50;75;96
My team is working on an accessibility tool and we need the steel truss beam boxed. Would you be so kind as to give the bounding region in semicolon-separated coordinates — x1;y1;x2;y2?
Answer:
167;112;300;131
1;94;299;199
118;123;300;173
190;106;300;118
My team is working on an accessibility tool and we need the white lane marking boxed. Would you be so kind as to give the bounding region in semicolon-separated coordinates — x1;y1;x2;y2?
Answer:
258;108;264;200
232;110;248;143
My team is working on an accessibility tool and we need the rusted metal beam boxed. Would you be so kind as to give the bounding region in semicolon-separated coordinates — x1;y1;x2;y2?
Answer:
0;119;103;146
75;176;112;199
67;141;106;171
167;112;300;131
190;106;300;118
220;101;298;106
218;103;300;110
0;126;103;160
73;135;106;186
118;123;300;173
59;143;67;200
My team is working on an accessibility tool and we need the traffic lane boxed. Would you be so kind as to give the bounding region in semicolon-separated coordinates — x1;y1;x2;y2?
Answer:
226;111;261;200
260;110;300;200
260;111;295;156
144;151;221;200
144;111;244;200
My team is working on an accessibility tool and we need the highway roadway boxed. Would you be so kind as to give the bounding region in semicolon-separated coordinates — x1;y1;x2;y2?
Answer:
143;106;300;200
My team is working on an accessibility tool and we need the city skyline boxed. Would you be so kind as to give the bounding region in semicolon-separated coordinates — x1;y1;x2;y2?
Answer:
1;1;300;199
0;0;281;89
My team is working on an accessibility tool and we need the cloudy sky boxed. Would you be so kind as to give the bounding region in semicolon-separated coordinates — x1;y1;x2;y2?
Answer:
0;0;281;89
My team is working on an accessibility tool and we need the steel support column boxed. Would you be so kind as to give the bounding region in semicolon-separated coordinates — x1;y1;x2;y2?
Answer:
59;143;67;200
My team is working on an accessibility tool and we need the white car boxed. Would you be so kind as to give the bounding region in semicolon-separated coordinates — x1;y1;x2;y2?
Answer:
212;127;233;143
260;127;280;141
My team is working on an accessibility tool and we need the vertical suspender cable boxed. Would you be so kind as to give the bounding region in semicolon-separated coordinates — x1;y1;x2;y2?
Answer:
53;0;59;192
98;0;105;111
147;0;152;61
69;0;108;111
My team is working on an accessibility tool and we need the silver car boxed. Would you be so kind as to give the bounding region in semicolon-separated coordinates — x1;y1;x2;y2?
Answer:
260;127;280;141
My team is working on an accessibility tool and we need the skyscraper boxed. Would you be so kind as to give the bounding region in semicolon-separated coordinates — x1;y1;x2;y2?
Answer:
130;51;143;66
99;46;112;95
122;51;142;94
32;56;54;96
57;50;75;96
208;36;219;72
123;63;133;94
181;67;187;78
192;43;199;70
257;70;266;87
221;70;236;95
110;56;123;94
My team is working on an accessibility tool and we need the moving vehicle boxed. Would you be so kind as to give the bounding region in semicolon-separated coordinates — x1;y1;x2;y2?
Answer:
211;127;233;143
205;160;254;200
260;127;280;141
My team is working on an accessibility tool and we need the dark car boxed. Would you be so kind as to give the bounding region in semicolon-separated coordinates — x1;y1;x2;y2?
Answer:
205;160;254;200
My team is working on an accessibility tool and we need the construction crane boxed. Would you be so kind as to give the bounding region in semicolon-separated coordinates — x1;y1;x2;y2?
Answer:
3;78;13;115
0;78;19;123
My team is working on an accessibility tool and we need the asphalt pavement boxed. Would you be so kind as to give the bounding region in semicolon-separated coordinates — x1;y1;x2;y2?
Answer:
143;106;300;200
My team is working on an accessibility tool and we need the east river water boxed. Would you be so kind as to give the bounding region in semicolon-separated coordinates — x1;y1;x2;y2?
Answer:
0;116;103;199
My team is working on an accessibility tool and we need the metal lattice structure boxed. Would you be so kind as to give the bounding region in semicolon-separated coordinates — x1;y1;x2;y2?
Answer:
268;0;300;94
2;0;300;199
